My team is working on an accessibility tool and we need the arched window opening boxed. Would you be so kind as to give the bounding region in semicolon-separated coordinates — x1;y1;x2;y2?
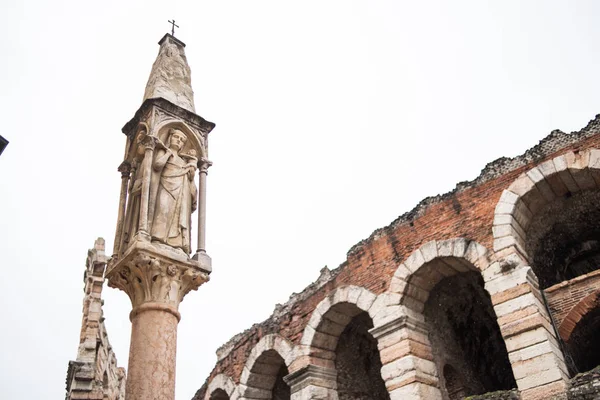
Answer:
526;190;600;289
443;364;466;400
335;311;389;400
209;388;229;400
565;303;600;374
425;271;516;398
246;349;290;400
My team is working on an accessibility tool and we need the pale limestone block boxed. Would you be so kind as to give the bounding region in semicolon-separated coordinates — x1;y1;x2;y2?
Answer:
393;263;411;281
485;270;528;295
404;249;426;273
436;239;454;257
346;286;363;304
355;289;377;311
505;327;550;353
493;213;513;226
372;305;404;328
512;352;562;380
381;355;438;381
306;311;322;332
452;238;469;258
419;241;438;263
332;287;349;305
499;190;519;205
314;297;331;320
494;235;518;253
290;385;339;400
515;367;564;391
495;201;516;215
482;261;502;282
389;382;443;400
588;148;600;169
465;240;489;269
375;323;430;351
390;276;408;294
492;224;520;242
494;292;539;317
369;292;401;319
526;167;544;184
565;149;591;170
301;325;317;346
240;366;252;387
538;159;557;178
508;176;536;198
553;154;568;172
205;374;238;400
508;340;561;364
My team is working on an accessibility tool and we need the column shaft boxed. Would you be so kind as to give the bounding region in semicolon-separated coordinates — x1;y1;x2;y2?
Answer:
138;140;155;235
196;161;211;254
113;163;130;256
126;305;179;400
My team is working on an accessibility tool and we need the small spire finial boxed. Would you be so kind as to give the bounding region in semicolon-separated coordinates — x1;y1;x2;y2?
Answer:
168;19;179;36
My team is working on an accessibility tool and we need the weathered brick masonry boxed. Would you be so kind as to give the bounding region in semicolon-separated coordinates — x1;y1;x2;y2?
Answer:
197;115;600;400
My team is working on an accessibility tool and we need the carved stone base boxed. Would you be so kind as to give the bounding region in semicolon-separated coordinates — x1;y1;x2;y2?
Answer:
106;239;210;310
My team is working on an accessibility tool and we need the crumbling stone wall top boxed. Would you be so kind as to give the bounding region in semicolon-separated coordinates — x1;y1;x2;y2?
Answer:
65;238;126;400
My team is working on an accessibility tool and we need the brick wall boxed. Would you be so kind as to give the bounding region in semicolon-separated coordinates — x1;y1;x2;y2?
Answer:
545;270;600;334
196;116;600;399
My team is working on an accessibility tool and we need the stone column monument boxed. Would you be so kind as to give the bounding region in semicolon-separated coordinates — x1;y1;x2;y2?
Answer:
106;33;215;400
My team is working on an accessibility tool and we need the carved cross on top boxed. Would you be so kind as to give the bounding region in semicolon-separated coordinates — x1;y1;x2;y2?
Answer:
168;19;179;36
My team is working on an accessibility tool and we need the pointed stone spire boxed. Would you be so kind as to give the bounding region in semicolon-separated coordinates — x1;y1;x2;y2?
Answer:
143;34;196;114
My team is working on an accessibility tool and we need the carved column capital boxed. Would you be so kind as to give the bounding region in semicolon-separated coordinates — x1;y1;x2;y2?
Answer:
199;158;213;174
106;250;209;313
118;161;131;177
141;135;157;150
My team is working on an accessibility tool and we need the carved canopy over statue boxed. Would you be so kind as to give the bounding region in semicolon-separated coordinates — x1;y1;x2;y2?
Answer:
116;120;207;257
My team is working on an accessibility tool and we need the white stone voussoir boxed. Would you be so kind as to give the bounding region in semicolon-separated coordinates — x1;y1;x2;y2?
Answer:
205;374;238;400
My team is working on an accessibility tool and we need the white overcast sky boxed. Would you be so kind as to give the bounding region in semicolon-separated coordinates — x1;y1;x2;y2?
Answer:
1;1;599;399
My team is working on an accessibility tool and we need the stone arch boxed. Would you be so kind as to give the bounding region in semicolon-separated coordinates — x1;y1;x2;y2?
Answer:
492;149;600;273
390;238;491;310
300;285;381;354
388;239;515;399
558;290;600;341
204;374;238;400
487;151;600;395
239;334;295;400
558;290;600;373
299;286;390;400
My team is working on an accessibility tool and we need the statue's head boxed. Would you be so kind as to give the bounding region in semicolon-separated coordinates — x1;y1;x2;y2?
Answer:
168;129;187;152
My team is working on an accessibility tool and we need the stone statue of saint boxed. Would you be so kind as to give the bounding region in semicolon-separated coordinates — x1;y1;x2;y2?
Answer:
149;128;197;253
